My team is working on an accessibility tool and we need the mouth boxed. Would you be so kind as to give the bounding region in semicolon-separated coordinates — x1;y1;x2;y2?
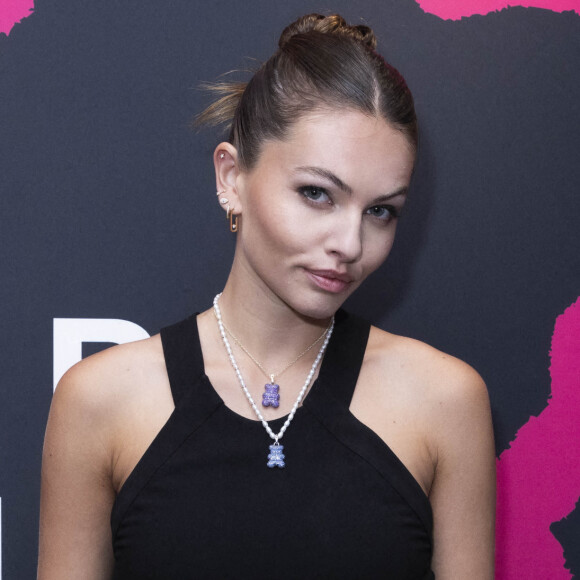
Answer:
305;269;354;294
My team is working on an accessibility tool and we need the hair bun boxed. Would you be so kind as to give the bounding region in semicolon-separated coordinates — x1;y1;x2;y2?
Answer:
278;13;377;50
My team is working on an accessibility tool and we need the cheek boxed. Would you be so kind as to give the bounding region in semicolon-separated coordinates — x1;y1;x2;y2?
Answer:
241;195;307;261
247;189;316;248
362;227;397;273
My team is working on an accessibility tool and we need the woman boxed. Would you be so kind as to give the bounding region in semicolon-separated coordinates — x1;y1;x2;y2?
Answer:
38;13;495;579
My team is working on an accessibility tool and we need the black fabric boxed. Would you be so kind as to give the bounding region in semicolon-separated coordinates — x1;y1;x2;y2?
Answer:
110;310;434;579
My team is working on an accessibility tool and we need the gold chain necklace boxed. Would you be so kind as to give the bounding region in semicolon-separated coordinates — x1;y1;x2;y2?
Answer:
214;309;331;409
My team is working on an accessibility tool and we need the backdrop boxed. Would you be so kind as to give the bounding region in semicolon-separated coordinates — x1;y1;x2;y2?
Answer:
1;0;579;578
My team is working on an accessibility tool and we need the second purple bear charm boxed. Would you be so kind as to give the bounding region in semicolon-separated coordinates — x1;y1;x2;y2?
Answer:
262;383;280;408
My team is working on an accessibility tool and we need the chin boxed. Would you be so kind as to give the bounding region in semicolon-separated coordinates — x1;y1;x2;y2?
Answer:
286;291;354;322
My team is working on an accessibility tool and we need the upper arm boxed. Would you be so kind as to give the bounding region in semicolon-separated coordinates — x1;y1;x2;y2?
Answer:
428;363;496;579
38;359;117;579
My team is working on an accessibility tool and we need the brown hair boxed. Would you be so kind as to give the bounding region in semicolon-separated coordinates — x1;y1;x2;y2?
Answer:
196;13;417;170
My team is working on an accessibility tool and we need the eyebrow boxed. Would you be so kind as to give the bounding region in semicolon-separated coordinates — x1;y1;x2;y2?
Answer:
294;166;408;201
295;166;353;194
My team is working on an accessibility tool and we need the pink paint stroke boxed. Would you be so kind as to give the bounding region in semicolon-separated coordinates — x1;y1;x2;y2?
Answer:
416;0;580;20
496;296;580;579
0;0;35;35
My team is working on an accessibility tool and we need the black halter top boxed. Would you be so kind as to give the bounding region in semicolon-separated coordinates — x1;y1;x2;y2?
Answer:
111;310;434;579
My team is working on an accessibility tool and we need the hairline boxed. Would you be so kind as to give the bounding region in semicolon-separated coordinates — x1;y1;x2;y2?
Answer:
236;105;416;172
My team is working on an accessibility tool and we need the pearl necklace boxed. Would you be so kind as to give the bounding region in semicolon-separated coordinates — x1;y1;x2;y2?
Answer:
213;293;334;468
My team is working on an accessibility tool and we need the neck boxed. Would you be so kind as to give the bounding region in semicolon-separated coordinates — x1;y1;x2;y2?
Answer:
214;263;332;368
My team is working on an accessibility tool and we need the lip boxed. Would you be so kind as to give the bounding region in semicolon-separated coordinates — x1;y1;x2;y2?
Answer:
305;269;354;293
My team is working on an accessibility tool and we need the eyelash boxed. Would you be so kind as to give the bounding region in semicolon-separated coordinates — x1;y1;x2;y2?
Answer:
297;185;400;222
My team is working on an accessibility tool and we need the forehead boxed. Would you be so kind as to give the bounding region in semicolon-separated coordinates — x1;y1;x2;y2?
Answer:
254;109;415;190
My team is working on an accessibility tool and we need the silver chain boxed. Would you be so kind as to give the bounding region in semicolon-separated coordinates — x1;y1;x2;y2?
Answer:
213;293;334;443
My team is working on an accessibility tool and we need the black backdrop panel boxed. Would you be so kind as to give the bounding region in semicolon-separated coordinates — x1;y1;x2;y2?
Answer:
1;1;579;577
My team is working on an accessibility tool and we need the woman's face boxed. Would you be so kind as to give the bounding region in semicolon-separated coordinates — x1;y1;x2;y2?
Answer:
233;108;416;319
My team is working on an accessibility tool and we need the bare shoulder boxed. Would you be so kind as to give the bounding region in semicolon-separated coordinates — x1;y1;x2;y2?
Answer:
365;325;490;421
55;333;167;408
58;332;165;388
53;333;173;474
356;326;493;481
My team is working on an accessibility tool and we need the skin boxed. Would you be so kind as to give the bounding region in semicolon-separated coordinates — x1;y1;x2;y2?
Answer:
38;109;495;579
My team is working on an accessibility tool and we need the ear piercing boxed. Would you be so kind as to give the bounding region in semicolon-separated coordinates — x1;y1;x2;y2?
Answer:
219;152;225;159
217;189;238;232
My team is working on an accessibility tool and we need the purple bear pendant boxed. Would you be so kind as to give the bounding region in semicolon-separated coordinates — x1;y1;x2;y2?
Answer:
262;382;280;408
267;443;285;468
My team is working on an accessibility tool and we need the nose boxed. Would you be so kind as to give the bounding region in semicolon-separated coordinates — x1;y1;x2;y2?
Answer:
324;210;363;263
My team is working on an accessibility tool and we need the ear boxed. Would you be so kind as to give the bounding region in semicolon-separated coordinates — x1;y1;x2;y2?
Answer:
214;142;243;216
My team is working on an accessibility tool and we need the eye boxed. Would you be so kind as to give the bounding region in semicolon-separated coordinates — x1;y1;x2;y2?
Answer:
298;185;331;205
366;205;400;222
